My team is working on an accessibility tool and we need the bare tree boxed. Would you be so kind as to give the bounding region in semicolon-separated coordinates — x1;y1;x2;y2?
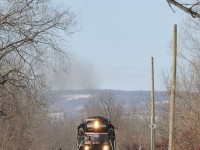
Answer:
0;0;76;92
160;15;200;149
0;0;76;149
84;91;124;128
0;0;76;112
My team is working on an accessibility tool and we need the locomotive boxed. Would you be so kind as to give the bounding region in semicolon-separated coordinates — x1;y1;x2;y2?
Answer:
77;116;116;150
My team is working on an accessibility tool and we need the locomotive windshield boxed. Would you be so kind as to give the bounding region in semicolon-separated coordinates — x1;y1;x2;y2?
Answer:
85;119;108;132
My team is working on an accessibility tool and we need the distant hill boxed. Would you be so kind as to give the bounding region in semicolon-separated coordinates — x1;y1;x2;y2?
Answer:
50;89;169;114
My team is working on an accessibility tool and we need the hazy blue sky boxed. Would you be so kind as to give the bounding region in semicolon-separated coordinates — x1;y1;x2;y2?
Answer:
52;0;185;91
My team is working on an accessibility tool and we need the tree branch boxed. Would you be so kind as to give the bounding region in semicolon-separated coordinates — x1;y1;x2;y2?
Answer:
167;0;200;18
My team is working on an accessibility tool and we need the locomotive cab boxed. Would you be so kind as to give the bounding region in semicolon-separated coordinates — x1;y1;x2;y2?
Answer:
77;116;116;150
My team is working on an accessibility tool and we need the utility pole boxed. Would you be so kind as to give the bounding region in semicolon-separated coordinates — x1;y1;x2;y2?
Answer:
168;24;177;150
151;57;155;150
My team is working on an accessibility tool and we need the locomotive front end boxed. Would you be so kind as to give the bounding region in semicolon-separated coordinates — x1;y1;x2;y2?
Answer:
77;116;115;150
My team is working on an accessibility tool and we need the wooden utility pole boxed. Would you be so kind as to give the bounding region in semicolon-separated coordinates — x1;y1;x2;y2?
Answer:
151;57;155;150
168;24;177;150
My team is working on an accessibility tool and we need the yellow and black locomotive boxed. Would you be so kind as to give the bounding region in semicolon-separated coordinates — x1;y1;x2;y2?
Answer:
77;116;116;150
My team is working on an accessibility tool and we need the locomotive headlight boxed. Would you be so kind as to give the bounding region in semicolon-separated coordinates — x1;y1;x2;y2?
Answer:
84;145;89;150
103;145;109;150
94;120;99;129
